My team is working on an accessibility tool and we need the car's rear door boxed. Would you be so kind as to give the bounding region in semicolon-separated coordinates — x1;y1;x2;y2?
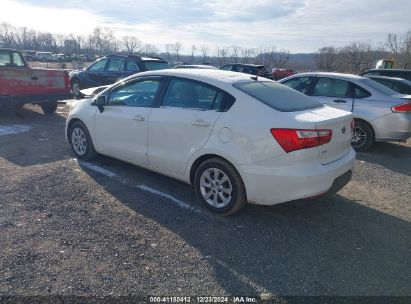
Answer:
94;76;163;165
311;77;353;112
147;77;224;176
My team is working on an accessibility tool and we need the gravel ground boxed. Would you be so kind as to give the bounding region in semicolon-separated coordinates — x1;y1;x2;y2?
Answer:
0;104;410;301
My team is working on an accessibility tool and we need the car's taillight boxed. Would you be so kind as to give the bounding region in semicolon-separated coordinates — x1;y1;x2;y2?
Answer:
270;128;332;153
392;103;411;113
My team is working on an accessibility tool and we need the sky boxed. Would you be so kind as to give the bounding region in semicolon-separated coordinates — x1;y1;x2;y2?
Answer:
1;0;410;53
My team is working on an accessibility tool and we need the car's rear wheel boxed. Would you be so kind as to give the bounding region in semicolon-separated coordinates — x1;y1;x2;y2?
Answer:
71;79;83;99
352;120;374;151
41;102;57;114
194;158;246;216
69;121;97;160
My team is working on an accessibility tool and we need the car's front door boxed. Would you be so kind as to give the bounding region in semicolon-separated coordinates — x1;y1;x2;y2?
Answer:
94;77;163;165
311;77;353;112
100;58;124;85
147;77;224;176
84;58;108;86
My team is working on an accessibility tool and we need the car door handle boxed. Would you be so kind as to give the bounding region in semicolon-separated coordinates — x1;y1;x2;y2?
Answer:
333;99;347;103
191;119;210;127
132;115;145;122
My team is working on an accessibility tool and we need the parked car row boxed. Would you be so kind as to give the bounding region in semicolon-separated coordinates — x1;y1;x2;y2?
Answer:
22;50;96;62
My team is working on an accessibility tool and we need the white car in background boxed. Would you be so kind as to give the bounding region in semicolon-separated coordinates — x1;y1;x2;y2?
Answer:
279;72;411;151
66;69;355;215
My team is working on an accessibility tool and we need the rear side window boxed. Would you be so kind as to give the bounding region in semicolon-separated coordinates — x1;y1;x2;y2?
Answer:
125;60;139;72
361;78;398;96
282;77;314;95
233;81;322;112
144;61;169;71
163;78;222;111
313;77;350;98
351;83;371;98
106;59;124;72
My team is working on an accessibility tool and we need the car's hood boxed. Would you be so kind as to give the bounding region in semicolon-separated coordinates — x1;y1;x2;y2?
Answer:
80;85;110;97
69;69;85;77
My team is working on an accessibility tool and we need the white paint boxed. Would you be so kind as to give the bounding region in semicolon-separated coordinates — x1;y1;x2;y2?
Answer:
0;124;31;136
80;162;117;177
136;185;201;214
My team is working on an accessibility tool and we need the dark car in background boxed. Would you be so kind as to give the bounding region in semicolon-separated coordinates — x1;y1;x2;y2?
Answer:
69;54;169;98
364;75;411;95
219;63;273;79
360;69;411;82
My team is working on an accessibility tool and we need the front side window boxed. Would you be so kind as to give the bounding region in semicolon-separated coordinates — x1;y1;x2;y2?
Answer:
108;79;161;107
106;59;124;72
234;81;322;112
282;77;314;95
88;59;108;72
163;78;223;111
313;77;350;98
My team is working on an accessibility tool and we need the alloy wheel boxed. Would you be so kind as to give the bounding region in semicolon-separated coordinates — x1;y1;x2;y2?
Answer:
71;127;87;156
199;168;233;208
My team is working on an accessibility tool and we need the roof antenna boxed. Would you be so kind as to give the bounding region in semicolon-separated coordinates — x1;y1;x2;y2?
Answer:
251;69;263;81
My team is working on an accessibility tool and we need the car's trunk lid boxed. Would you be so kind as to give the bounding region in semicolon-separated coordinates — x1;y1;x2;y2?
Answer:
309;106;354;165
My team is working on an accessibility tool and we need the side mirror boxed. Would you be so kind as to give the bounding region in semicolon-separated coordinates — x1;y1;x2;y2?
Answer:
95;95;106;113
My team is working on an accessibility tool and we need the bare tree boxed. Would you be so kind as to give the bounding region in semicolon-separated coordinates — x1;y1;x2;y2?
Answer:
122;36;143;54
200;45;209;63
341;41;374;73
165;43;173;61
0;22;16;48
241;48;255;63
217;46;229;65
315;46;340;71
190;45;196;63
173;42;183;61
230;45;241;63
142;43;159;56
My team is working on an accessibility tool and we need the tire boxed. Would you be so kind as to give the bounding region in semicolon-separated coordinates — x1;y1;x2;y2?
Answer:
69;121;97;160
71;79;83;99
194;158;247;216
41;102;58;114
351;120;374;151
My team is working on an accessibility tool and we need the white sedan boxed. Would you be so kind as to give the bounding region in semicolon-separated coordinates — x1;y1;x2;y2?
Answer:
66;69;355;215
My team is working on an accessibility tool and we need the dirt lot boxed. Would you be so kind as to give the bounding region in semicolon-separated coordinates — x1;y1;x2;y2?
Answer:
0;104;410;300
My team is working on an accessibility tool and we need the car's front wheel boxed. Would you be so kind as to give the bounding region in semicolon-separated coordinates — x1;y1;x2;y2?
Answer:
194;158;247;216
352;120;374;151
69;121;97;160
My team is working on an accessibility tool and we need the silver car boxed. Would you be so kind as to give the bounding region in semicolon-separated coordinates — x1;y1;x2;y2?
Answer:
279;72;411;151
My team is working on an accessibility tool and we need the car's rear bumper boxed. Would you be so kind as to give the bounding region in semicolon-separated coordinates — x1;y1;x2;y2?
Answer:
373;113;411;141
238;148;356;206
0;93;73;106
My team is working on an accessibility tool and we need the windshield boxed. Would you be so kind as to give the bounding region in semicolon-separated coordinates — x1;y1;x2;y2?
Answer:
144;61;170;71
234;81;323;112
361;78;399;96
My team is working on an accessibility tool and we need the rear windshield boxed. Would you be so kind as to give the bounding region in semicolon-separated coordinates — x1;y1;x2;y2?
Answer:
361;78;399;96
233;81;323;112
144;61;170;71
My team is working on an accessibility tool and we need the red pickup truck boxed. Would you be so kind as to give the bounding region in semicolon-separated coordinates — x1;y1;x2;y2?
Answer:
0;48;72;114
